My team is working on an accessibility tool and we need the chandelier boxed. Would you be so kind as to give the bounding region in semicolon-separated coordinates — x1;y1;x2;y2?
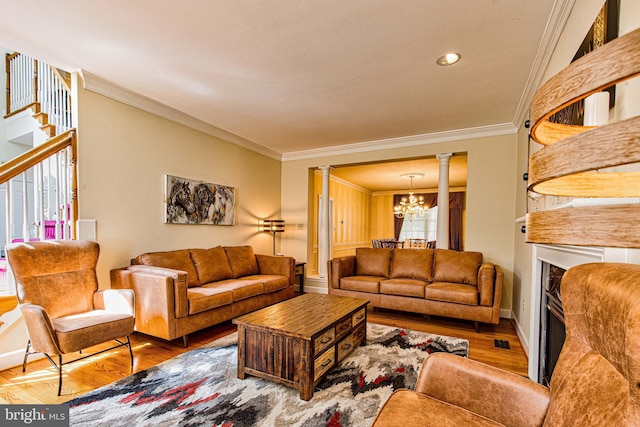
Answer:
393;174;427;221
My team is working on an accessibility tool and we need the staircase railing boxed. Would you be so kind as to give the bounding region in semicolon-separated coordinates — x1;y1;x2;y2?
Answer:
5;52;72;135
0;129;78;293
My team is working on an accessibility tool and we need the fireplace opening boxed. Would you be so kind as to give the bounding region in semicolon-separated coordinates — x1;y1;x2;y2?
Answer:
538;262;567;386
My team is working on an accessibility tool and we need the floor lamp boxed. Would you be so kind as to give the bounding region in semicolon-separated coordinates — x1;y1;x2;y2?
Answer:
261;219;285;255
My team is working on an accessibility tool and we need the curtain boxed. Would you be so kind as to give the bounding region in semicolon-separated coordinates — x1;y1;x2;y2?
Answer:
392;192;464;250
448;192;464;251
392;194;404;240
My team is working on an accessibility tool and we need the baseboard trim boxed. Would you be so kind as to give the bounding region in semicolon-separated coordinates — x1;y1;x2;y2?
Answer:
510;311;530;359
499;308;512;319
0;348;43;372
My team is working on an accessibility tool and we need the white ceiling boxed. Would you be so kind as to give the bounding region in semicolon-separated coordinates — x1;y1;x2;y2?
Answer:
0;0;563;161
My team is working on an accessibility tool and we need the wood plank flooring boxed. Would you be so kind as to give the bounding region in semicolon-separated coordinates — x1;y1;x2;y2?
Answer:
0;306;528;405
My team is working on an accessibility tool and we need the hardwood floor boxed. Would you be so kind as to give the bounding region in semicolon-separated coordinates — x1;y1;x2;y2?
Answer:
0;306;528;405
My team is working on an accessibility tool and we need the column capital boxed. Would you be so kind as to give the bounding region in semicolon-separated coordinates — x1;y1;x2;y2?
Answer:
318;166;333;172
436;153;453;161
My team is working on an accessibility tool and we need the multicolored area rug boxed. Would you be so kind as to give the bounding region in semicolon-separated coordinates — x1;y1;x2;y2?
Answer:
67;323;468;427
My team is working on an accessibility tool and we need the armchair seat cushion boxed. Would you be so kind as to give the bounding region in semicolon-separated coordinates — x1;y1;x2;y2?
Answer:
340;276;382;293
187;287;233;315
53;311;135;353
426;282;478;305
374;389;502;426
380;278;429;298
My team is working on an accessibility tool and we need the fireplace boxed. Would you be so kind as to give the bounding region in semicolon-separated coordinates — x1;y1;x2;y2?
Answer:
538;262;566;385
528;244;611;381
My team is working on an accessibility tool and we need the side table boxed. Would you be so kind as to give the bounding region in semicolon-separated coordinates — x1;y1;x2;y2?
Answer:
295;262;306;293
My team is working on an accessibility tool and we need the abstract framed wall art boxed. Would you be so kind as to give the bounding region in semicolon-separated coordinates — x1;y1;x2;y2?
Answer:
165;175;235;225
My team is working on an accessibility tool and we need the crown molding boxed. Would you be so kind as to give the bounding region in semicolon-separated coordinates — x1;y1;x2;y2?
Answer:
79;70;282;161
282;122;517;161
512;0;576;128
372;186;467;197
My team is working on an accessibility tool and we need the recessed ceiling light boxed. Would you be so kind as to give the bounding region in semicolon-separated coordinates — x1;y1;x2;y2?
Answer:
437;52;461;66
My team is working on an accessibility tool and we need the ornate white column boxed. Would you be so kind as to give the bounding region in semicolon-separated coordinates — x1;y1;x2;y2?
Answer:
436;153;452;249
318;166;332;278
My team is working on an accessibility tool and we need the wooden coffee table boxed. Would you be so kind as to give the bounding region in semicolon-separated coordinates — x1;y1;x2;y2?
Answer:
233;293;368;400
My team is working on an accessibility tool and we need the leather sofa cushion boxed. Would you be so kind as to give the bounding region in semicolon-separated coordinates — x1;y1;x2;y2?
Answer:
380;279;429;298
341;276;382;293
190;246;233;284
208;278;264;301
390;249;434;281
355;248;392;277
137;249;200;287
426;282;478;305
224;246;260;278
187;287;233;315
433;249;483;286
248;275;290;293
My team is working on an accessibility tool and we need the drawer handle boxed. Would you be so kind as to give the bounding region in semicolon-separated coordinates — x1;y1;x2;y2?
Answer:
356;331;365;338
341;343;352;351
321;359;332;368
355;314;364;321
320;337;332;344
338;324;349;331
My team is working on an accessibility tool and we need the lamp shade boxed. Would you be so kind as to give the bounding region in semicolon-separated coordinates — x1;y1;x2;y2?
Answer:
261;219;285;232
526;27;640;248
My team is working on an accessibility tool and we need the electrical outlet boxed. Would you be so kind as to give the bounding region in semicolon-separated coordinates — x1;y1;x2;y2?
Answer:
522;299;526;312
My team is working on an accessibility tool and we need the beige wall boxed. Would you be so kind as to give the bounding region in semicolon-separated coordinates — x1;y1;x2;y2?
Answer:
75;77;283;286
308;172;371;275
282;133;518;311
369;194;395;242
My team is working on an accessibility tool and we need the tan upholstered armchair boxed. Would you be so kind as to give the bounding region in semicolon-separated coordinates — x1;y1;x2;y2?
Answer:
373;262;640;426
7;240;135;395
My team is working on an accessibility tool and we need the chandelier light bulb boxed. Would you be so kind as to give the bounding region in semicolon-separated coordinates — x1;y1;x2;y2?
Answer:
394;174;427;221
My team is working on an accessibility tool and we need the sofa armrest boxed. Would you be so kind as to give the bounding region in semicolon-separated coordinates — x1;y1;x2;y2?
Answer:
111;265;188;319
94;289;135;316
416;353;549;427
256;255;295;286
477;263;496;307
328;256;356;289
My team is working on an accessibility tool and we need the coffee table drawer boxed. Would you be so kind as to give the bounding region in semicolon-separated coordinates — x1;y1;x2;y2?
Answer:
335;316;352;340
352;308;366;325
314;328;335;355
314;347;335;381
337;323;366;362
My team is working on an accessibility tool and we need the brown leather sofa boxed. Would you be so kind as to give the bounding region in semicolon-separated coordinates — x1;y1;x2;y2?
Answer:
372;262;640;426
111;245;294;346
328;248;503;330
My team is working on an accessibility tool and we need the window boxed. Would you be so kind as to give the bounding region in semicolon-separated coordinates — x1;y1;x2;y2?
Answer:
399;206;438;242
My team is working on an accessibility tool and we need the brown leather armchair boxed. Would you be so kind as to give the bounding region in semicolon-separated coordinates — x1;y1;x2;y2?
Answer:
372;262;640;426
7;240;135;395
